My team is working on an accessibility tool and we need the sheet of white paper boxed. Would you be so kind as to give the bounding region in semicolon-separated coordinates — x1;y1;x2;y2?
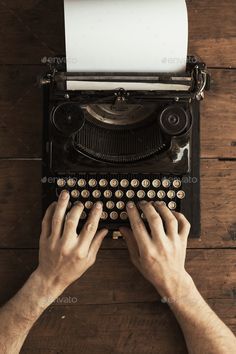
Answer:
66;81;190;91
64;0;188;74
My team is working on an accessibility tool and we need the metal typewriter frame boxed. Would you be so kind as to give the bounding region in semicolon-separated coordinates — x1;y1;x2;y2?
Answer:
40;56;210;238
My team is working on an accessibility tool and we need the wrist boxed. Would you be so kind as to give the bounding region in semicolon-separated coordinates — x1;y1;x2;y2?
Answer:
5;270;65;325
29;270;66;308
155;271;196;304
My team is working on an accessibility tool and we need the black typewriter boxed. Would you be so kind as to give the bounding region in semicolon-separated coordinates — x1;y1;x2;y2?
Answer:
40;57;210;238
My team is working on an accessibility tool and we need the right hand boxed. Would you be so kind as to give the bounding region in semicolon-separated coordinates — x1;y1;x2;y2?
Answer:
119;201;193;300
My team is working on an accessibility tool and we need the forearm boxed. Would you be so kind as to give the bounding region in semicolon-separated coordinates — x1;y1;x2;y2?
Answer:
166;276;236;354
0;271;64;354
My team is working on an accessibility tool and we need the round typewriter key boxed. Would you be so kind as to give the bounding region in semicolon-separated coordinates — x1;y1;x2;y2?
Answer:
152;179;161;188
85;201;93;210
115;190;124;199
101;211;108;220
67;178;76;188
162;179;171;188
71;189;80;199
167;190;176;199
80;211;87;220
110;211;118;220
131;179;140;188
177;190;185;199
110;179;119;188
157;190;166;199
81;189;90;199
78;179;86;188
147;190;156;199
137;190;146;199
88;179;97;187
142;179;150;188
92;190;101;199
168;201;177;210
99;179;108;187
120;179;129;188
173;179;182;189
57;178;66;187
120;211;128;220
106;201;115;210
126;190;135;199
104;190;112;199
116;201;125;210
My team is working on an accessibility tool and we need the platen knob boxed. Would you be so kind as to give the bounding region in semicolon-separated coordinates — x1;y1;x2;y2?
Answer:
159;105;189;136
52;102;85;136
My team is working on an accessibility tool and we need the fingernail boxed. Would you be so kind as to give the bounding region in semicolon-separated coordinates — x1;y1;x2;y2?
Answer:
139;200;148;206
95;202;103;209
155;201;165;206
74;201;83;207
127;202;135;209
61;190;69;200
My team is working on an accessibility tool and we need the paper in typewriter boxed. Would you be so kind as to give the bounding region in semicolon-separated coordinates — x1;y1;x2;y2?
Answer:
64;0;188;89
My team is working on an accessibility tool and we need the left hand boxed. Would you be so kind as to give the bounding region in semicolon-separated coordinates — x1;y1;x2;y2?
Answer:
35;190;108;294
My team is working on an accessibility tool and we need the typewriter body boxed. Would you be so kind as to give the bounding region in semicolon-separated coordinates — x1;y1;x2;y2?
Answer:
41;57;210;238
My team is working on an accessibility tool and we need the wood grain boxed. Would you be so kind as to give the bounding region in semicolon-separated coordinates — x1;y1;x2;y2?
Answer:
0;67;236;159
0;1;236;353
0;66;43;158
0;159;235;248
0;1;236;67
0;249;235;354
20;300;236;354
0;250;235;306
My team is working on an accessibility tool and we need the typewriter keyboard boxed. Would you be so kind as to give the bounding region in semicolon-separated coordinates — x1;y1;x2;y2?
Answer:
55;175;185;224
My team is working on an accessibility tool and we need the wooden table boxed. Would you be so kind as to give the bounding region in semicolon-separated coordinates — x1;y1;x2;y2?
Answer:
0;1;236;353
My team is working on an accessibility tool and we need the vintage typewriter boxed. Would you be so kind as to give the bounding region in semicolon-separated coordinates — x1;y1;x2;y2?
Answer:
40;57;210;238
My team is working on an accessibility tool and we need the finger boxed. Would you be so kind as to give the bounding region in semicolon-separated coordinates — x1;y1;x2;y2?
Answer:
88;228;108;261
62;202;84;242
40;202;57;242
119;227;140;263
126;202;152;252
172;212;191;242
139;201;166;242
78;202;103;251
51;190;70;238
154;202;178;239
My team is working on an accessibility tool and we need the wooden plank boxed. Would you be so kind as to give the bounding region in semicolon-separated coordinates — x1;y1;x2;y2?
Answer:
0;65;43;158
0;249;235;354
22;303;187;354
20;300;236;354
0;1;236;66
0;66;236;158
0;159;235;248
201;69;236;158
0;0;65;65
0;249;236;306
188;0;236;67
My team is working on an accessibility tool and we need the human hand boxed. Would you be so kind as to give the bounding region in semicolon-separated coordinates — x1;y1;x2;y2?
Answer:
35;190;108;296
119;201;193;299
